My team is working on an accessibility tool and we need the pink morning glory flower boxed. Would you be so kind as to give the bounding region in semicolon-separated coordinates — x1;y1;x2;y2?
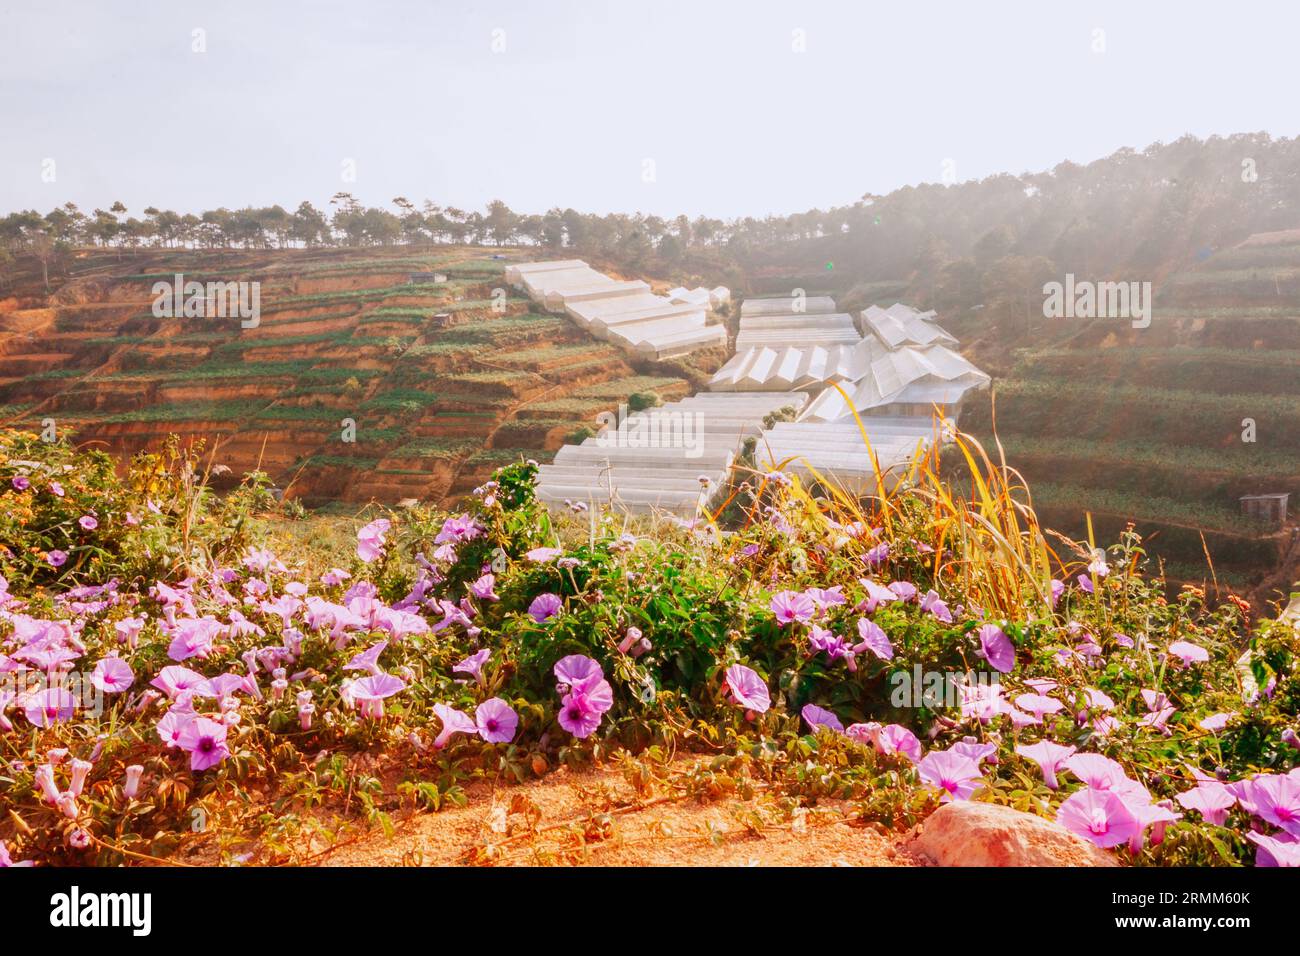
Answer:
1247;831;1300;867
876;724;923;763
435;514;482;544
1199;712;1234;732
1168;640;1209;666
528;592;562;623
724;664;770;714
770;590;816;625
178;716;230;771
559;686;608;738
46;550;69;568
475;698;519;743
469;573;499;602
1238;774;1300;836
23;688;77;727
801;704;844;734
888;580;918;602
1014;693;1063;721
343;641;389;676
453;648;491;685
78;514;98;531
432;704;477;748
1083;688;1115;712
552;654;601;689
920;589;953;623
976;623;1015;673
918;750;984;802
526;547;563;563
151;665;211;699
950;740;998;766
1057;787;1141;849
1063;753;1132;791
124;765;144;799
1049;578;1065;607
805;586;846;610
1015;740;1076;789
91;656;134;693
960;681;1008;724
355;518;391;563
1175;782;1236;826
854;618;894;661
0;840;34;867
350;673;406;720
857;578;898;613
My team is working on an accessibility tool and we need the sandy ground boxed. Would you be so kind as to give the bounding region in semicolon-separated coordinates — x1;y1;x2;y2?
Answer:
312;760;918;867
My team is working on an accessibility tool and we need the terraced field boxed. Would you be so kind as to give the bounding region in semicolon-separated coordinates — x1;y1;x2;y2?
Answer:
962;231;1300;588
0;247;692;505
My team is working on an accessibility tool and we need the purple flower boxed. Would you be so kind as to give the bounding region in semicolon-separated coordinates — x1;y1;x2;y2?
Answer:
11;476;30;491
888;581;918;603
918;751;984;802
1015;740;1076;790
528;592;563;623
770;590;816;626
343;641;389;676
1238;774;1300;837
863;542;890;567
0;839;34;867
151;665;211;698
1014;693;1063;721
1057;787;1141;849
46;550;69;568
432;704;477;748
1050;579;1065;607
876;724;923;763
857;578;897;613
853;617;894;661
1247;831;1300;867
454;648;491;684
919;589;953;623
558;687;608;738
526;547;563;563
23;688;77;727
178;717;230;771
554;654;603;692
1198;712;1234;732
801;704;844;734
356;518;391;563
468;573;499;602
1168;640;1209;666
1175;782;1236;826
1078;573;1094;594
78;515;98;531
475;697;519;744
976;623;1015;673
724;664;770;714
350;673;406;720
91;656;134;694
1063;753;1131;792
805;586;846;610
435;514;482;545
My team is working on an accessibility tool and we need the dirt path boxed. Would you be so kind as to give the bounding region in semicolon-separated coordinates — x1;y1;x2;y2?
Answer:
313;760;918;867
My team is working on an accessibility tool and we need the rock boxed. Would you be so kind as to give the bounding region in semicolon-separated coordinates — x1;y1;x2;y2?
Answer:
911;801;1119;867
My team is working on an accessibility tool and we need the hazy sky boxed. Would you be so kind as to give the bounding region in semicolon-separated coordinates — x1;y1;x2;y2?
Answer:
3;0;1298;219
